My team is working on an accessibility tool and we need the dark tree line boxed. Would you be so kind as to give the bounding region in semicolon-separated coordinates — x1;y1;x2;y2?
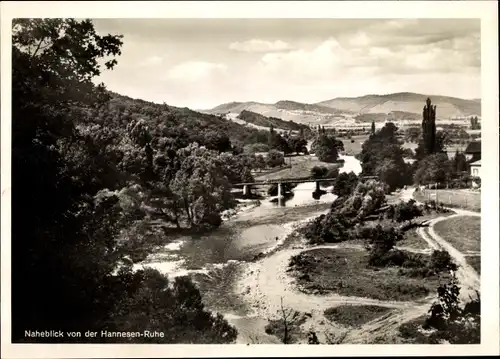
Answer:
470;116;481;130
267;124;308;155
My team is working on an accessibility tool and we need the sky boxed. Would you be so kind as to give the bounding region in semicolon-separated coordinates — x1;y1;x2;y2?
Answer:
92;19;481;110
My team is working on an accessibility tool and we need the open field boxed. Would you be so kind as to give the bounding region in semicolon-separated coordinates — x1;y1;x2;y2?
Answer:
414;189;481;212
341;135;369;156
433;216;481;253
324;305;393;328
288;247;447;301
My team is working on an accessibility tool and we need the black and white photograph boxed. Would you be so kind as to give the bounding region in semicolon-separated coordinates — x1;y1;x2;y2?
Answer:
1;1;499;358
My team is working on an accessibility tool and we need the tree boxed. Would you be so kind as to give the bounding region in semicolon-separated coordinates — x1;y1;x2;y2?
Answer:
452;150;467;174
363;225;403;266
106;269;238;343
393;199;423;224
254;154;266;171
414;153;453;186
435;130;450;153
311;134;343;162
332;172;359;197
422;97;437;155
287;136;308;154
371;121;376;135
266;149;285;168
12;18;124;340
359;123;411;191
204;130;232;152
170;143;233;229
310;166;329;179
424;274;480;344
470;116;481;130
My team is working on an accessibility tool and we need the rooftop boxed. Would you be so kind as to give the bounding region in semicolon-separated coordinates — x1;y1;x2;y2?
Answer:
469;159;481;166
464;141;481;154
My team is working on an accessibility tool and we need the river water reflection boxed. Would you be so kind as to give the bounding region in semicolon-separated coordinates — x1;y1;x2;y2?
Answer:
263;154;362;208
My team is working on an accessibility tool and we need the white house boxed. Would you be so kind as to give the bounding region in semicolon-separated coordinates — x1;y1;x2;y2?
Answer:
469;159;481;178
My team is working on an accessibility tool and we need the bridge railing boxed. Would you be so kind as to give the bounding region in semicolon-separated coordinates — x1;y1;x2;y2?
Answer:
234;175;378;187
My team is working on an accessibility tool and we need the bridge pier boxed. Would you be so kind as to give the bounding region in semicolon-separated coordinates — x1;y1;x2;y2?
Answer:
277;182;283;206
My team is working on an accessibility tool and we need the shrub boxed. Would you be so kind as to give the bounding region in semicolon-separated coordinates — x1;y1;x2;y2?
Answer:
362;225;403;266
332;172;359;197
430;250;458;272
302;213;352;244
266;149;285;168
310;166;328;179
393;199;423;223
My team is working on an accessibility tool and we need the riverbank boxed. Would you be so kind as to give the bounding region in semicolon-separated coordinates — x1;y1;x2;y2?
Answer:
131;153;363;344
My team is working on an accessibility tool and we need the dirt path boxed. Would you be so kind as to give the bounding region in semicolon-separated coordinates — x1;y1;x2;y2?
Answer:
234;242;430;344
231;187;480;343
401;187;480;302
426;215;480;302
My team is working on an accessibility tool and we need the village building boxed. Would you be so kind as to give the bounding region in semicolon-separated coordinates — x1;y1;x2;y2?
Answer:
464;140;481;162
469;159;481;178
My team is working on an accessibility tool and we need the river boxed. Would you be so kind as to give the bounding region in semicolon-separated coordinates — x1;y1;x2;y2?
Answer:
132;154;362;343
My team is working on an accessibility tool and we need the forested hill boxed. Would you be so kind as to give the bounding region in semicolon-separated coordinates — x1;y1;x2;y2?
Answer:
95;92;270;151
237;109;311;133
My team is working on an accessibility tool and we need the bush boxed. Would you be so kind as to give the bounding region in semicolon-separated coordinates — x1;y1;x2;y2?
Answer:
302;213;353;244
424;200;452;213
362;225;403;266
106;269;238;343
332;172;359;197
310;166;328;179
266;149;285;168
430;250;457;272
391;199;423;223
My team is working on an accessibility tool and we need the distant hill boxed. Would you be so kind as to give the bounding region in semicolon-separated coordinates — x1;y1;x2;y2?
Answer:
317;92;481;120
206;92;481;126
274;100;343;114
237;110;311;132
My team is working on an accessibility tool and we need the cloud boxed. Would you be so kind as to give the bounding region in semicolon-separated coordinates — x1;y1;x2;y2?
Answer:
165;61;228;82
139;55;163;67
254;32;480;84
93;19;481;108
338;19;480;49
229;39;292;53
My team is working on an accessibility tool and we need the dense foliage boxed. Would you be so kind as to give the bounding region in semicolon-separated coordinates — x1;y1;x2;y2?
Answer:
331;171;359;197
424;275;480;344
310;134;345;162
469;116;481;130
12;18;237;343
385;199;423;224
359;122;412;191
302;180;387;244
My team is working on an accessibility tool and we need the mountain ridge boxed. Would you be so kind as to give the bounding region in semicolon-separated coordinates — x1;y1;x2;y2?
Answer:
204;92;481;125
